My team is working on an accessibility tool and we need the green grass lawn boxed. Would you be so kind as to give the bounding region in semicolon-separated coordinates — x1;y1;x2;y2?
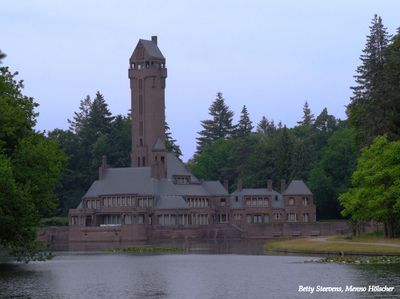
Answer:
329;233;400;244
265;237;400;255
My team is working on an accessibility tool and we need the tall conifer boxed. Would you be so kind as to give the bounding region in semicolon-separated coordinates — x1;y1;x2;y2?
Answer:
196;92;234;154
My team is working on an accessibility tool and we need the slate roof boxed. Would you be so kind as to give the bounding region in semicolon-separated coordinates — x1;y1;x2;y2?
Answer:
139;39;165;60
283;180;313;195
202;181;229;196
82;153;226;207
155;195;188;209
166;153;200;183
152;138;166;151
83;167;156;198
230;188;284;209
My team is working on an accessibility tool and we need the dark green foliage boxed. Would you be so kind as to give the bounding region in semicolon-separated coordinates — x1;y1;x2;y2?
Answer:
382;29;400;140
308;127;357;219
234;105;253;137
196;92;234;154
0;53;66;260
165;122;182;159
339;136;400;237
297;101;314;127
347;14;390;145
191;104;344;215
49;97;132;215
256;116;276;136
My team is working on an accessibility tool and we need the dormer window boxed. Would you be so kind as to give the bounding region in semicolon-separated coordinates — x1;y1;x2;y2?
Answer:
174;175;190;184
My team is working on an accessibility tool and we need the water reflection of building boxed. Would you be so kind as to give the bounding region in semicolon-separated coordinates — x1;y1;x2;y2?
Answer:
68;37;322;242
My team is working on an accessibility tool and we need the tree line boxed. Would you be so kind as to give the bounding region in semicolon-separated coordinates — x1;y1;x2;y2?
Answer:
189;93;356;220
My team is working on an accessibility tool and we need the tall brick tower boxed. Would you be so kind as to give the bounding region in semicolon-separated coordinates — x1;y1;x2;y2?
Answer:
128;36;168;178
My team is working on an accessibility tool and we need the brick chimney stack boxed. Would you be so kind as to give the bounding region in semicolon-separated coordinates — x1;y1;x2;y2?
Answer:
267;179;273;191
223;180;229;191
151;35;158;45
237;179;243;191
280;179;286;193
99;155;108;180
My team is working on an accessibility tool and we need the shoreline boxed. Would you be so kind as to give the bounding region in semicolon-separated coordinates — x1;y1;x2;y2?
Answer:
265;236;400;256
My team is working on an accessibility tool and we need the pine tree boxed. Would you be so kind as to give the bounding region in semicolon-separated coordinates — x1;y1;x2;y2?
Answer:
382;28;400;140
347;14;390;145
274;126;294;180
234;105;253;137
257;116;276;136
313;108;337;133
68;95;92;133
196;92;234;154
165;122;182;158
297;101;314;127
87;91;114;137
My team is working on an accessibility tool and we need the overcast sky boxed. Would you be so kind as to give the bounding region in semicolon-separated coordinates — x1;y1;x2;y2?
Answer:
2;1;400;161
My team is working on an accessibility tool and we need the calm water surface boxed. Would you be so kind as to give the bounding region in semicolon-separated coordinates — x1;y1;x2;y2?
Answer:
1;243;400;299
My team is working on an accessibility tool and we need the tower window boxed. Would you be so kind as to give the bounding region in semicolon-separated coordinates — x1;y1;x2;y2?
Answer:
142;157;145;166
139;121;143;136
139;79;142;89
161;156;165;163
137;157;140;167
139;95;143;115
140;138;143;146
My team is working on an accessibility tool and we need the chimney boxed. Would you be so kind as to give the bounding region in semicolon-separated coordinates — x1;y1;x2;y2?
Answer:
223;180;229;191
267;179;273;191
151;36;158;45
280;179;286;193
99;155;108;180
237;179;243;191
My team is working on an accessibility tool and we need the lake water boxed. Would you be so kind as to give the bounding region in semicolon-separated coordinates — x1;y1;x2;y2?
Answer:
1;242;400;298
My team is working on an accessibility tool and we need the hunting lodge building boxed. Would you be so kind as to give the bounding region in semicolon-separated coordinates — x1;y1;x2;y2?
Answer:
68;37;322;242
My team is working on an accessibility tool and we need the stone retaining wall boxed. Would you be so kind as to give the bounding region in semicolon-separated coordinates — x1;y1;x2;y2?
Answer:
38;221;351;250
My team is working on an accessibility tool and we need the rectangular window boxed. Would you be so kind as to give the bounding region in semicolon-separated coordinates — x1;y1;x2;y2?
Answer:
288;213;297;222
70;216;78;225
139;95;143;115
139;79;142;89
303;213;309;222
246;215;252;223
139;121;143;136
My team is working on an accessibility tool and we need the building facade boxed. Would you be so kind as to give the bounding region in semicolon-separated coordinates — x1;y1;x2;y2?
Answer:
68;37;318;242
